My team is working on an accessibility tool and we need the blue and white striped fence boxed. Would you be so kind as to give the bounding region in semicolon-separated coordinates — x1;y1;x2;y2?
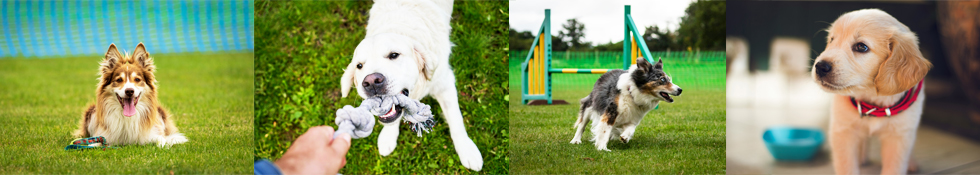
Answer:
0;0;254;58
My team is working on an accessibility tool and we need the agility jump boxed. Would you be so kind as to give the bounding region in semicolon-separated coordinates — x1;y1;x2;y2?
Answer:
521;5;656;105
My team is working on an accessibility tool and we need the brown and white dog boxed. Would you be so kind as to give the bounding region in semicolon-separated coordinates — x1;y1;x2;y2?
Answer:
73;43;188;147
812;9;932;174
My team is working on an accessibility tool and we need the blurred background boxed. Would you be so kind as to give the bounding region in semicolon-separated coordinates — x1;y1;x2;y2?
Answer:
0;0;254;57
727;1;980;174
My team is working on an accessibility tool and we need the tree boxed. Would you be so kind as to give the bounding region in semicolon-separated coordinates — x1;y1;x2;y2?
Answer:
509;28;536;51
643;25;678;51
508;28;569;51
558;18;591;51
677;0;725;50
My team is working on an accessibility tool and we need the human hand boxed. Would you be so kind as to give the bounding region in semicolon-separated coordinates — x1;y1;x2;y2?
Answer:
275;126;352;175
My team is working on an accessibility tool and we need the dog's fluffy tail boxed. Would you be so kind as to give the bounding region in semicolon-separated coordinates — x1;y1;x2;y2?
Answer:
74;105;97;138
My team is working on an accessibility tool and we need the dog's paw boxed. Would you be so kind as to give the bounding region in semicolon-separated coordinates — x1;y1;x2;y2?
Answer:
377;137;397;156
597;147;612;152
570;139;582;144
377;127;399;156
156;137;168;148
454;139;484;171
619;136;629;143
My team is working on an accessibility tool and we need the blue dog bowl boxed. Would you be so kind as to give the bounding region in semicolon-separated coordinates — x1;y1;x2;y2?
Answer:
762;126;825;161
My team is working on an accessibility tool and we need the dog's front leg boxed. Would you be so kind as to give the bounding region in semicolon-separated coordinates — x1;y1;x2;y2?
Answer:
830;127;862;174
594;121;613;151
880;131;916;175
619;124;637;143
377;119;400;156
432;87;484;171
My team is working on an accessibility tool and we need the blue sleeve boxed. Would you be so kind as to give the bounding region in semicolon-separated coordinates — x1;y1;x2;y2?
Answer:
254;159;282;175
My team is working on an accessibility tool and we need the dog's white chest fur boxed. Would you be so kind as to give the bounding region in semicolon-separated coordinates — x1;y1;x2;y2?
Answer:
90;99;160;145
613;73;660;126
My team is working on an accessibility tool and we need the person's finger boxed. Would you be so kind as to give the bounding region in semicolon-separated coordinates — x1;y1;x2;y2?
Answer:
330;133;352;155
321;126;336;141
302;126;333;146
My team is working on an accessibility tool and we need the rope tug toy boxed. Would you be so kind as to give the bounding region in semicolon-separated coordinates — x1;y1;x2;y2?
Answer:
333;94;436;139
64;136;118;151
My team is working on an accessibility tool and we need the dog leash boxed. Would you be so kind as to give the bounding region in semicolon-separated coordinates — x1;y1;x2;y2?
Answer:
65;136;119;151
850;80;923;117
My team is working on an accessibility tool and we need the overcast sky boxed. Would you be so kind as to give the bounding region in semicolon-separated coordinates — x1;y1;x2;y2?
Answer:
510;0;693;45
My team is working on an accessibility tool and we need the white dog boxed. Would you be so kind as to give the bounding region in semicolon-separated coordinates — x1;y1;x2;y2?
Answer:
812;9;932;174
339;0;483;171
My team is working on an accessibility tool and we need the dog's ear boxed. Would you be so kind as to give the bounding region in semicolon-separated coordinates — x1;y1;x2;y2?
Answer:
132;42;155;72
414;44;436;80
341;62;357;98
654;58;664;70
874;30;932;95
101;43;123;75
635;57;652;73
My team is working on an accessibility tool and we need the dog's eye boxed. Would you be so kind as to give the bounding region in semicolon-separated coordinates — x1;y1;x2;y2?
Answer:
387;52;399;59
135;78;141;82
660;78;666;82
853;43;869;53
115;78;122;83
356;63;363;69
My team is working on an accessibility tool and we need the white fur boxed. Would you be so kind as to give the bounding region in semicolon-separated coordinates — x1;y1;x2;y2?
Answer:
339;0;483;171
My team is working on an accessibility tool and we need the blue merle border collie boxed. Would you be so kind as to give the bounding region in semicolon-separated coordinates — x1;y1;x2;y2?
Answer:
569;57;682;151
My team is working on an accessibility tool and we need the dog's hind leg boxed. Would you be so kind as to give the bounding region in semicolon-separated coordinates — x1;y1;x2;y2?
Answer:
570;111;590;144
571;99;592;144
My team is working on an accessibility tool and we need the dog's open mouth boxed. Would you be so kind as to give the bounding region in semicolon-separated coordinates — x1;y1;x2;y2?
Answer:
378;104;403;123
115;94;140;117
659;92;674;103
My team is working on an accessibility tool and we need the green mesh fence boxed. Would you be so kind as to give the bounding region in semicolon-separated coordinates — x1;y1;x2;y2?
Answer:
509;51;726;92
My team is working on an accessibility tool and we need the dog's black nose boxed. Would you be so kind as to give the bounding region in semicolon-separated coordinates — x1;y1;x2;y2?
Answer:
677;88;683;95
362;73;386;96
815;61;832;77
125;88;134;97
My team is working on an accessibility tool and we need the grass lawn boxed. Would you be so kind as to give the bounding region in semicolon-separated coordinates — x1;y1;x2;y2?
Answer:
0;52;254;173
253;1;508;174
508;53;726;173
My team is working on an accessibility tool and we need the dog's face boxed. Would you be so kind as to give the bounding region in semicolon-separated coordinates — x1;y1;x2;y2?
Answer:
632;58;682;103
341;33;435;124
99;43;156;117
812;9;932;96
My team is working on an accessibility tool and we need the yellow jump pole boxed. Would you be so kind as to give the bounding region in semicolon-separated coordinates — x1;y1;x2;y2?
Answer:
631;36;638;65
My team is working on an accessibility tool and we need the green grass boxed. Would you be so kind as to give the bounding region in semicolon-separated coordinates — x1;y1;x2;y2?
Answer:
509;88;725;174
0;52;254;173
508;51;726;173
253;1;508;174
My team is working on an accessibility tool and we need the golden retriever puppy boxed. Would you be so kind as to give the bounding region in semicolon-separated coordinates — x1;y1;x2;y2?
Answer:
812;9;932;174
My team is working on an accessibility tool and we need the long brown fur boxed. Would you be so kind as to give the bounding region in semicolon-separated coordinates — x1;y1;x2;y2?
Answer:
73;43;181;145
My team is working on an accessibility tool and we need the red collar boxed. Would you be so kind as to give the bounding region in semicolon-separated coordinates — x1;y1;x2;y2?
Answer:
850;80;924;117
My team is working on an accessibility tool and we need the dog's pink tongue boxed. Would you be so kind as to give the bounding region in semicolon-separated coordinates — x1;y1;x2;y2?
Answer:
123;98;136;117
